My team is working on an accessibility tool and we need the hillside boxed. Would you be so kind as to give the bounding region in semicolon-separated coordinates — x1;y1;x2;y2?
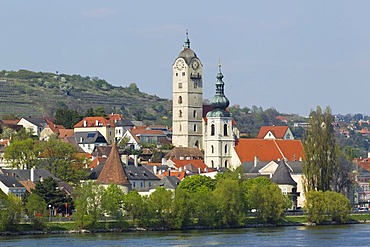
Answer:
0;70;172;125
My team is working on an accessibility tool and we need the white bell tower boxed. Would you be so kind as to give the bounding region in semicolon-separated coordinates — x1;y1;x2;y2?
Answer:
172;32;203;149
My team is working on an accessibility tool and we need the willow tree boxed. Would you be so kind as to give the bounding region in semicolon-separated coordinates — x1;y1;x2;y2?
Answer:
303;106;338;192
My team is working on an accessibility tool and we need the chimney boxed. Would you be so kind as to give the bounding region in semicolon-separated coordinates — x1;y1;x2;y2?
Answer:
30;167;35;182
121;154;129;165
368;152;370;159
198;167;201;174
83;120;87;127
254;156;259;167
134;154;138;167
95;120;99;126
153;165;158;174
161;157;166;166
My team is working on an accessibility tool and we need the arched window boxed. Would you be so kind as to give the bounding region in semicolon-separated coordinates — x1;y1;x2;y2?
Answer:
224;144;228;154
193;110;196;118
194;124;197;132
211;160;214;168
224;124;228;136
178;96;182;104
211;145;214;153
179;110;182;117
195;140;199;148
211;124;215;136
225;160;228;168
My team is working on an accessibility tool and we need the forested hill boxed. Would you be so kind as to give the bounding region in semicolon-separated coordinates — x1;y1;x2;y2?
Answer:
0;70;172;125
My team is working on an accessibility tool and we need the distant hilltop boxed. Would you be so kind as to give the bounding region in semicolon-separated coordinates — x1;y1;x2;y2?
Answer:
0;69;172;125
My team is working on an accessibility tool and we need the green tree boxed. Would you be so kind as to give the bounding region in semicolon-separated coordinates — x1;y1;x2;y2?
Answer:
178;174;215;193
124;190;150;227
38;137;88;183
25;193;47;231
192;189;218;227
246;180;286;223
303;106;338;192
32;177;67;214
4;138;42;169
73;181;104;229
324;191;351;223
305;190;327;224
101;184;125;219
25;193;47;217
148;187;173;227
171;187;192;229
54;107;82;129
213;177;246;227
0;192;23;231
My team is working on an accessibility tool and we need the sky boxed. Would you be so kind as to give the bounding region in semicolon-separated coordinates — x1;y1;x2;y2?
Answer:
1;1;370;116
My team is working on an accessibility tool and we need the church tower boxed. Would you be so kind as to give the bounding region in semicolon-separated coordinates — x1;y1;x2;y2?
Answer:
172;32;203;148
204;64;235;168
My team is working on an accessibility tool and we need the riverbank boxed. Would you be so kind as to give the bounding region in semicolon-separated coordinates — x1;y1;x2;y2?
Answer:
2;214;370;236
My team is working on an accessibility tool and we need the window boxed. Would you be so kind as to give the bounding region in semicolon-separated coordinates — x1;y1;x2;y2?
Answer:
195;140;199;148
133;182;136;188
282;187;288;195
211;124;215;136
193;124;197;132
178;83;182;89
148;182;152;187
179;110;182;117
224;124;228;136
224;144;228;154
225;160;228;168
140;182;143;187
178;96;182;104
182;72;185;76
179;124;182;132
176;73;178;76
194;82;197;88
211;160;214;168
193;110;196;118
211;145;214;153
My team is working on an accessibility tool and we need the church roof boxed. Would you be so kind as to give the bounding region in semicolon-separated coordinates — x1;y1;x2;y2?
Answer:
177;31;197;65
235;139;305;163
97;144;130;185
165;147;203;160
271;160;297;186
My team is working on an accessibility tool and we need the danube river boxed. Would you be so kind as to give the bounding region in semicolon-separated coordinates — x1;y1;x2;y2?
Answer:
0;224;369;246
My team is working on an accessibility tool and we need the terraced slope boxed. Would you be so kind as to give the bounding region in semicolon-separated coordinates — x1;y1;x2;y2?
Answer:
0;70;171;125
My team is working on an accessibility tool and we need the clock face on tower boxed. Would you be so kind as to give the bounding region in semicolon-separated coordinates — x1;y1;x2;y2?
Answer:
176;60;185;71
191;60;199;70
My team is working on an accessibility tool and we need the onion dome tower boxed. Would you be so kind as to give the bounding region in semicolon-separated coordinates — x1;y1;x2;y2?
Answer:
204;64;235;168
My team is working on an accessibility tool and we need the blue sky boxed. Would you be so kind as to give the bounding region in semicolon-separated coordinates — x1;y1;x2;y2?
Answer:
1;1;370;116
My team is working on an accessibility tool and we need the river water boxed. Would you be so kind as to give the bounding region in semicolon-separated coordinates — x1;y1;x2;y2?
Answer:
0;224;369;247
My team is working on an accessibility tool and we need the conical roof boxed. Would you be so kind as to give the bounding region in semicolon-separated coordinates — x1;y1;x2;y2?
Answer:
271;160;297;186
97;144;130;185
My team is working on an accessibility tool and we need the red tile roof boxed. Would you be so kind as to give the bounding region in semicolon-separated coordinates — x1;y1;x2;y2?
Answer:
58;129;75;138
97;144;130;185
257;126;289;139
234;139;305;163
156;171;186;180
130;126;165;136
90;157;107;169
74;117;115;128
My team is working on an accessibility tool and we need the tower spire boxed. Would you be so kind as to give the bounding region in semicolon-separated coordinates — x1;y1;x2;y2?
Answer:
183;29;190;49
